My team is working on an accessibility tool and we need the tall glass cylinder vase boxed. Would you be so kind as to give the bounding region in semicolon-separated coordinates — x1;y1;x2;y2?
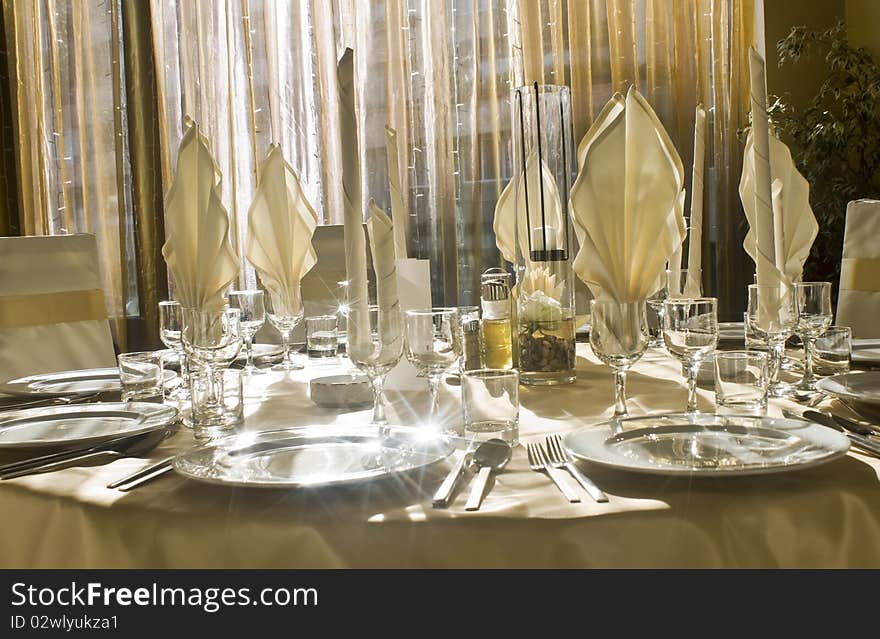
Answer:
511;84;576;386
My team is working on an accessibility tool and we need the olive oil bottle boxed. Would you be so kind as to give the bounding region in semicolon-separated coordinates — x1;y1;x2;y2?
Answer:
480;271;513;369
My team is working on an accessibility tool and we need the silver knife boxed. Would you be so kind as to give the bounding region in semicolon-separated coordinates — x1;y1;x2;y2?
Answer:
107;456;175;489
797;409;880;457
432;448;473;508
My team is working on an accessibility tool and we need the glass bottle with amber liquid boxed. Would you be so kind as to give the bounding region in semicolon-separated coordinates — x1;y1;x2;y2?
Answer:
480;270;513;369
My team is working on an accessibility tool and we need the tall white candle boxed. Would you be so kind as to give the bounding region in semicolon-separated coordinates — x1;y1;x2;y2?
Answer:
748;47;777;289
337;48;370;353
384;125;408;260
685;105;706;297
530;224;558;252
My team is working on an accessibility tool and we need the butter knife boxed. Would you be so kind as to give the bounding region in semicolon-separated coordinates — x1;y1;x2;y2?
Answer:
432;449;473;508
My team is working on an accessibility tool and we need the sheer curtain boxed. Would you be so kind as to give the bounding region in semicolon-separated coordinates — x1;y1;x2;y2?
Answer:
151;0;754;315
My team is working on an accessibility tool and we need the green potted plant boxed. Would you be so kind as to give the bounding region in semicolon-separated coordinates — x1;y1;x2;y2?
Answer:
765;20;880;298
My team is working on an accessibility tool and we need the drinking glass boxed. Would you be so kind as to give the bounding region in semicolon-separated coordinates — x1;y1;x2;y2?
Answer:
159;300;189;399
793;282;833;391
404;308;461;430
666;268;703;300
646;285;667;348
714;351;768;415
265;290;305;371
228;289;266;375
306;315;339;359
347;305;403;429
117;351;164;403
745;284;796;397
814;326;852;376
589;300;649;416
187;368;243;441
461;369;519;445
663;297;718;413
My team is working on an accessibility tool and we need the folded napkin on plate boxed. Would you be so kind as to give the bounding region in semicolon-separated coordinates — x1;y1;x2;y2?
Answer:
570;88;686;302
493;151;566;263
245;145;318;317
739;129;818;287
161;123;239;312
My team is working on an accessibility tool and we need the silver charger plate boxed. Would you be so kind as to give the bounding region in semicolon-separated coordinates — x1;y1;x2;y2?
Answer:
817;371;880;407
563;412;849;477
174;427;454;488
0;402;178;449
0;367;176;398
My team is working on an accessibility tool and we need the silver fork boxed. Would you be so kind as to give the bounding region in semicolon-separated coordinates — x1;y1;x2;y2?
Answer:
545;434;608;503
526;442;580;503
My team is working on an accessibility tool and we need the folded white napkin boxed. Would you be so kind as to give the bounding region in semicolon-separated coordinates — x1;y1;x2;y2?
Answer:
367;200;401;350
739;129;818;287
161;123;239;312
493;152;565;264
570;88;686;302
245;145;318;317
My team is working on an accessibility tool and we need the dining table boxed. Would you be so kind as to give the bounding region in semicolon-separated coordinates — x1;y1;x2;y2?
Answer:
2;342;879;569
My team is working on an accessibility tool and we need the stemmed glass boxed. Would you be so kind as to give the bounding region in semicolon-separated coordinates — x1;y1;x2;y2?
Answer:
181;307;242;427
746;284;796;398
663;297;718;413
228;289;266;375
589;300;649;417
794;282;833;391
159;300;188;399
404;308;461;430
347;304;403;430
265;290;304;371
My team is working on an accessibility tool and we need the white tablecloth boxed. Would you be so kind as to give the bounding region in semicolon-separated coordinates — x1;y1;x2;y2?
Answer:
2;345;879;568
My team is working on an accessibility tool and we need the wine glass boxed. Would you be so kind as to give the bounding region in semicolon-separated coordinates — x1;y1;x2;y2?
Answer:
666;268;703;300
228;289;266;375
347;304;403;429
265;290;305;371
181;307;242;429
159;300;188;399
404;308;461;430
663;297;718;413
745;284;796;398
794;281;833;391
646;285;667;348
589;300;649;416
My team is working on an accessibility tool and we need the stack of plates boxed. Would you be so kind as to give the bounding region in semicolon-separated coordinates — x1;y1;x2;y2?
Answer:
0;402;177;450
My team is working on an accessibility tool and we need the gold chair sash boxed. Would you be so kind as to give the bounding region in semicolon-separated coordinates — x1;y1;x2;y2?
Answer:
840;258;880;292
0;289;108;330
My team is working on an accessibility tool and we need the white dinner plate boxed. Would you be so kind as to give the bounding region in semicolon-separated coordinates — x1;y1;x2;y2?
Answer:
174;427;454;488
0;402;178;449
563;412;849;477
236;343;283;361
817;371;880;407
0;367;176;398
852;339;880;365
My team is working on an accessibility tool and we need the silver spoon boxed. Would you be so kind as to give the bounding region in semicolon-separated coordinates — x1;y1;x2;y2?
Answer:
465;438;511;511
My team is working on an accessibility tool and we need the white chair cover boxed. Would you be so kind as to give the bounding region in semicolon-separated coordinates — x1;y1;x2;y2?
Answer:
0;234;116;380
836;200;880;338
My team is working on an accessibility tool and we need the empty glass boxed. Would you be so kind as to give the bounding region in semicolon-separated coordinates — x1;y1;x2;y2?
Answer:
347;305;403;429
589;300;649;416
745;284;796;397
307;315;339;359
188;368;243;441
159;300;189;399
794;282;833;391
461;369;519;445
714;351;768;415
814;326;852;376
265;290;305;371
666;268;702;300
663;297;718;412
117;351;164;403
404;308;461;430
228;289;266;375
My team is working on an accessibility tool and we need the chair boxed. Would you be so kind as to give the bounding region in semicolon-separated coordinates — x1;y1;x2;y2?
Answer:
836;200;880;338
0;234;116;380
